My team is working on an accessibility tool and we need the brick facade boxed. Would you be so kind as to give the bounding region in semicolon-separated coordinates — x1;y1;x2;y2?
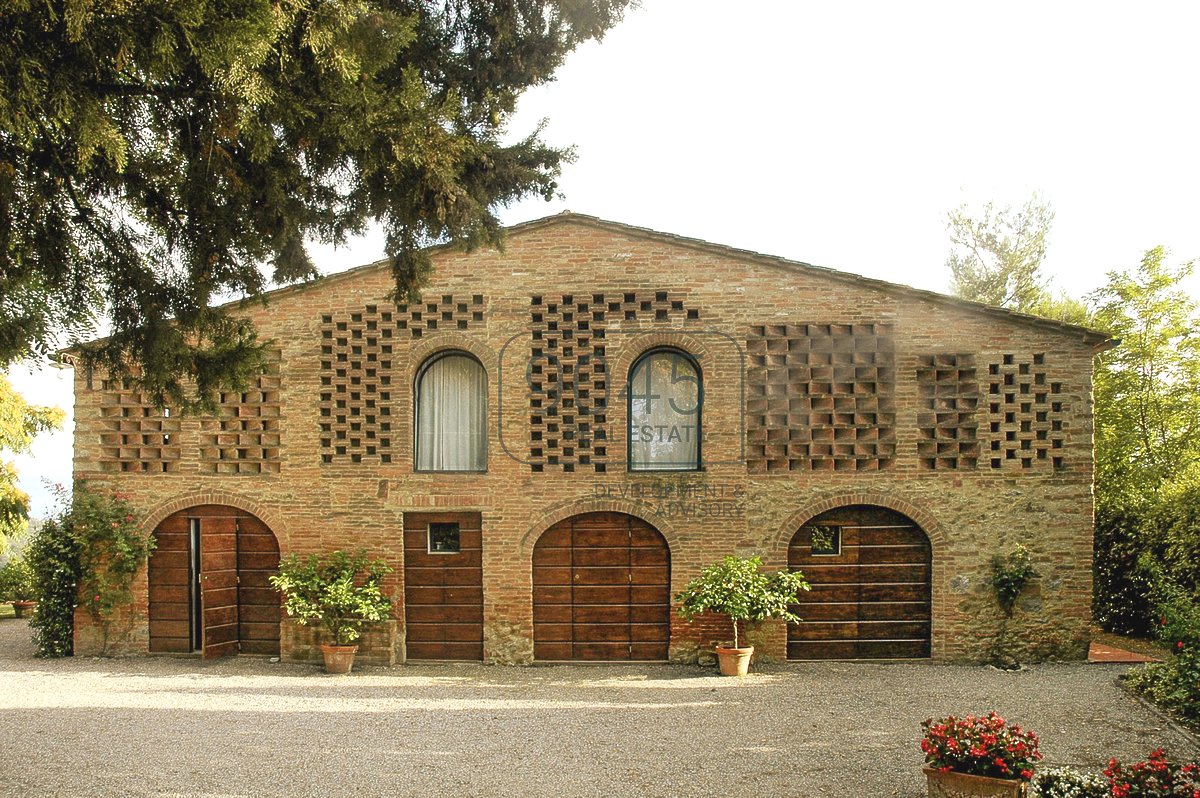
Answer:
70;213;1110;664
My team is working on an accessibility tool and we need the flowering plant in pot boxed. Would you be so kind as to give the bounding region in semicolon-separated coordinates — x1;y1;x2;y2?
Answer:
920;712;1042;797
674;555;809;676
270;550;393;674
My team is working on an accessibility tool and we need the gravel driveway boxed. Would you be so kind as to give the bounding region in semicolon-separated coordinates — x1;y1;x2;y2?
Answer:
1;618;1195;798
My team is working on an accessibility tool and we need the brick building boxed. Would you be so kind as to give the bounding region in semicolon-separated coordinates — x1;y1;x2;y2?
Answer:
69;213;1112;664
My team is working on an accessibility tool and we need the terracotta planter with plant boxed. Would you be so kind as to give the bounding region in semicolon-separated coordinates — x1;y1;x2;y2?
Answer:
0;558;37;619
920;712;1041;797
270;550;393;675
675;555;810;676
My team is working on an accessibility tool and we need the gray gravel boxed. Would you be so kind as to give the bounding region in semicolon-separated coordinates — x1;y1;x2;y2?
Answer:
0;618;1195;797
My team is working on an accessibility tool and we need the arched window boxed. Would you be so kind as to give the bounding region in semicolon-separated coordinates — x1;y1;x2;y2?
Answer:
415;352;487;471
628;349;702;471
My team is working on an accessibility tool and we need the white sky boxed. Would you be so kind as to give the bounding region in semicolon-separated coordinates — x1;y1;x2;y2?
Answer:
9;0;1200;518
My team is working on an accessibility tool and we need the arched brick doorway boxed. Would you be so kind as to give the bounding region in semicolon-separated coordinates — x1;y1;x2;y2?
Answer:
532;512;670;661
787;505;931;659
147;505;281;658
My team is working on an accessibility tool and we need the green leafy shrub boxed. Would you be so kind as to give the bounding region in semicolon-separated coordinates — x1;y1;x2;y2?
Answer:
25;515;82;657
1032;766;1107;797
0;556;35;601
270;550;393;646
1125;577;1200;726
675;555;810;649
1104;749;1200;795
23;484;153;657
991;544;1038;616
1094;504;1156;635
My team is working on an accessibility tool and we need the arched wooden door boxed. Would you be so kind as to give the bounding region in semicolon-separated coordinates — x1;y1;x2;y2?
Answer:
532;512;670;661
147;505;281;658
787;505;931;660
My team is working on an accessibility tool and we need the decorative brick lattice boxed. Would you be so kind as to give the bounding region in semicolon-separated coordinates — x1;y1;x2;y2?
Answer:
982;353;1068;470
320;307;396;465
198;352;283;474
746;323;896;472
318;296;487;465
398;294;486;338
528;291;698;473
916;354;980;470
96;378;182;473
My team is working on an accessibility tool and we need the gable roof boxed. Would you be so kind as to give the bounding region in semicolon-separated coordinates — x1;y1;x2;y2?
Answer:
68;211;1116;354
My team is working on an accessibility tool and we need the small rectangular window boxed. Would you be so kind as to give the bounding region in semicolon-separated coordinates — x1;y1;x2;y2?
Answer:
428;522;461;554
809;525;841;556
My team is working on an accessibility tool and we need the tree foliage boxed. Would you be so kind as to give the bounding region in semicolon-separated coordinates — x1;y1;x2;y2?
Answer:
1090;247;1200;508
0;0;628;409
0;371;62;549
946;194;1055;313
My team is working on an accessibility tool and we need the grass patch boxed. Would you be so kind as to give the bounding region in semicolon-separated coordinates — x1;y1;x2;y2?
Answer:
0;603;15;620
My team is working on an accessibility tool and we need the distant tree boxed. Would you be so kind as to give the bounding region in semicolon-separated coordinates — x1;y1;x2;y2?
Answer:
0;1;629;409
946;194;1055;313
0;372;63;550
1090;247;1200;508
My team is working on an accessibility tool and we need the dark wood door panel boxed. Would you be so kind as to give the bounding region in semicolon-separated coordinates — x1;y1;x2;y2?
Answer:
787;505;931;661
403;512;484;661
532;512;670;662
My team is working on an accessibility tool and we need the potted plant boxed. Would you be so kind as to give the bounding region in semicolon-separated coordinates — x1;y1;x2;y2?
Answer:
0;558;37;618
675;555;810;676
920;712;1042;797
270;550;393;674
1104;749;1200;796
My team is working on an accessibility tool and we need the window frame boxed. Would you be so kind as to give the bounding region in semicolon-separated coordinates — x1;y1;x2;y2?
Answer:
413;350;489;474
427;521;462;554
808;525;842;556
626;346;704;473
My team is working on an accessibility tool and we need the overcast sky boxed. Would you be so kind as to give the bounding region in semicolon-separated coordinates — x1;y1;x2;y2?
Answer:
9;0;1200;518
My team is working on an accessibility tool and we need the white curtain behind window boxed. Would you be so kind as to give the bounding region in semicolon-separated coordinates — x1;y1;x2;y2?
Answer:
629;351;701;470
416;354;487;471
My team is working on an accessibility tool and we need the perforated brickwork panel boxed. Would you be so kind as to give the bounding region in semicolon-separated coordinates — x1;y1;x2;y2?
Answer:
982;353;1068;470
198;351;283;474
96;377;182;473
746;323;896;473
318;296;487;465
916;354;980;470
528;291;699;473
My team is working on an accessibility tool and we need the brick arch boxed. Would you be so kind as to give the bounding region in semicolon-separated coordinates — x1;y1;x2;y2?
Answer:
608;331;712;386
409;332;497;374
519;497;680;557
770;492;946;556
140;491;288;549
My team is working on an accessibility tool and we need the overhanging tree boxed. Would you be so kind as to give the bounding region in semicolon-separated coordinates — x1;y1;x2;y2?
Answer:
0;0;629;409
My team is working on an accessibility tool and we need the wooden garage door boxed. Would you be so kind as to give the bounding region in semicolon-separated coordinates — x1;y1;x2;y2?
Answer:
533;512;670;661
788;505;931;660
148;506;280;657
403;512;484;660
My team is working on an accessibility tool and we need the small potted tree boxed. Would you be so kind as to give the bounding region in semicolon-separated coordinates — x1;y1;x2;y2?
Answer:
0;558;37;618
920;712;1042;797
270;550;393;674
675;555;810;676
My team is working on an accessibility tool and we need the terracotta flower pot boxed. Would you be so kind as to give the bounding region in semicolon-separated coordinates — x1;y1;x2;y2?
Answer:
923;767;1028;798
715;645;754;676
11;601;35;619
319;644;359;674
